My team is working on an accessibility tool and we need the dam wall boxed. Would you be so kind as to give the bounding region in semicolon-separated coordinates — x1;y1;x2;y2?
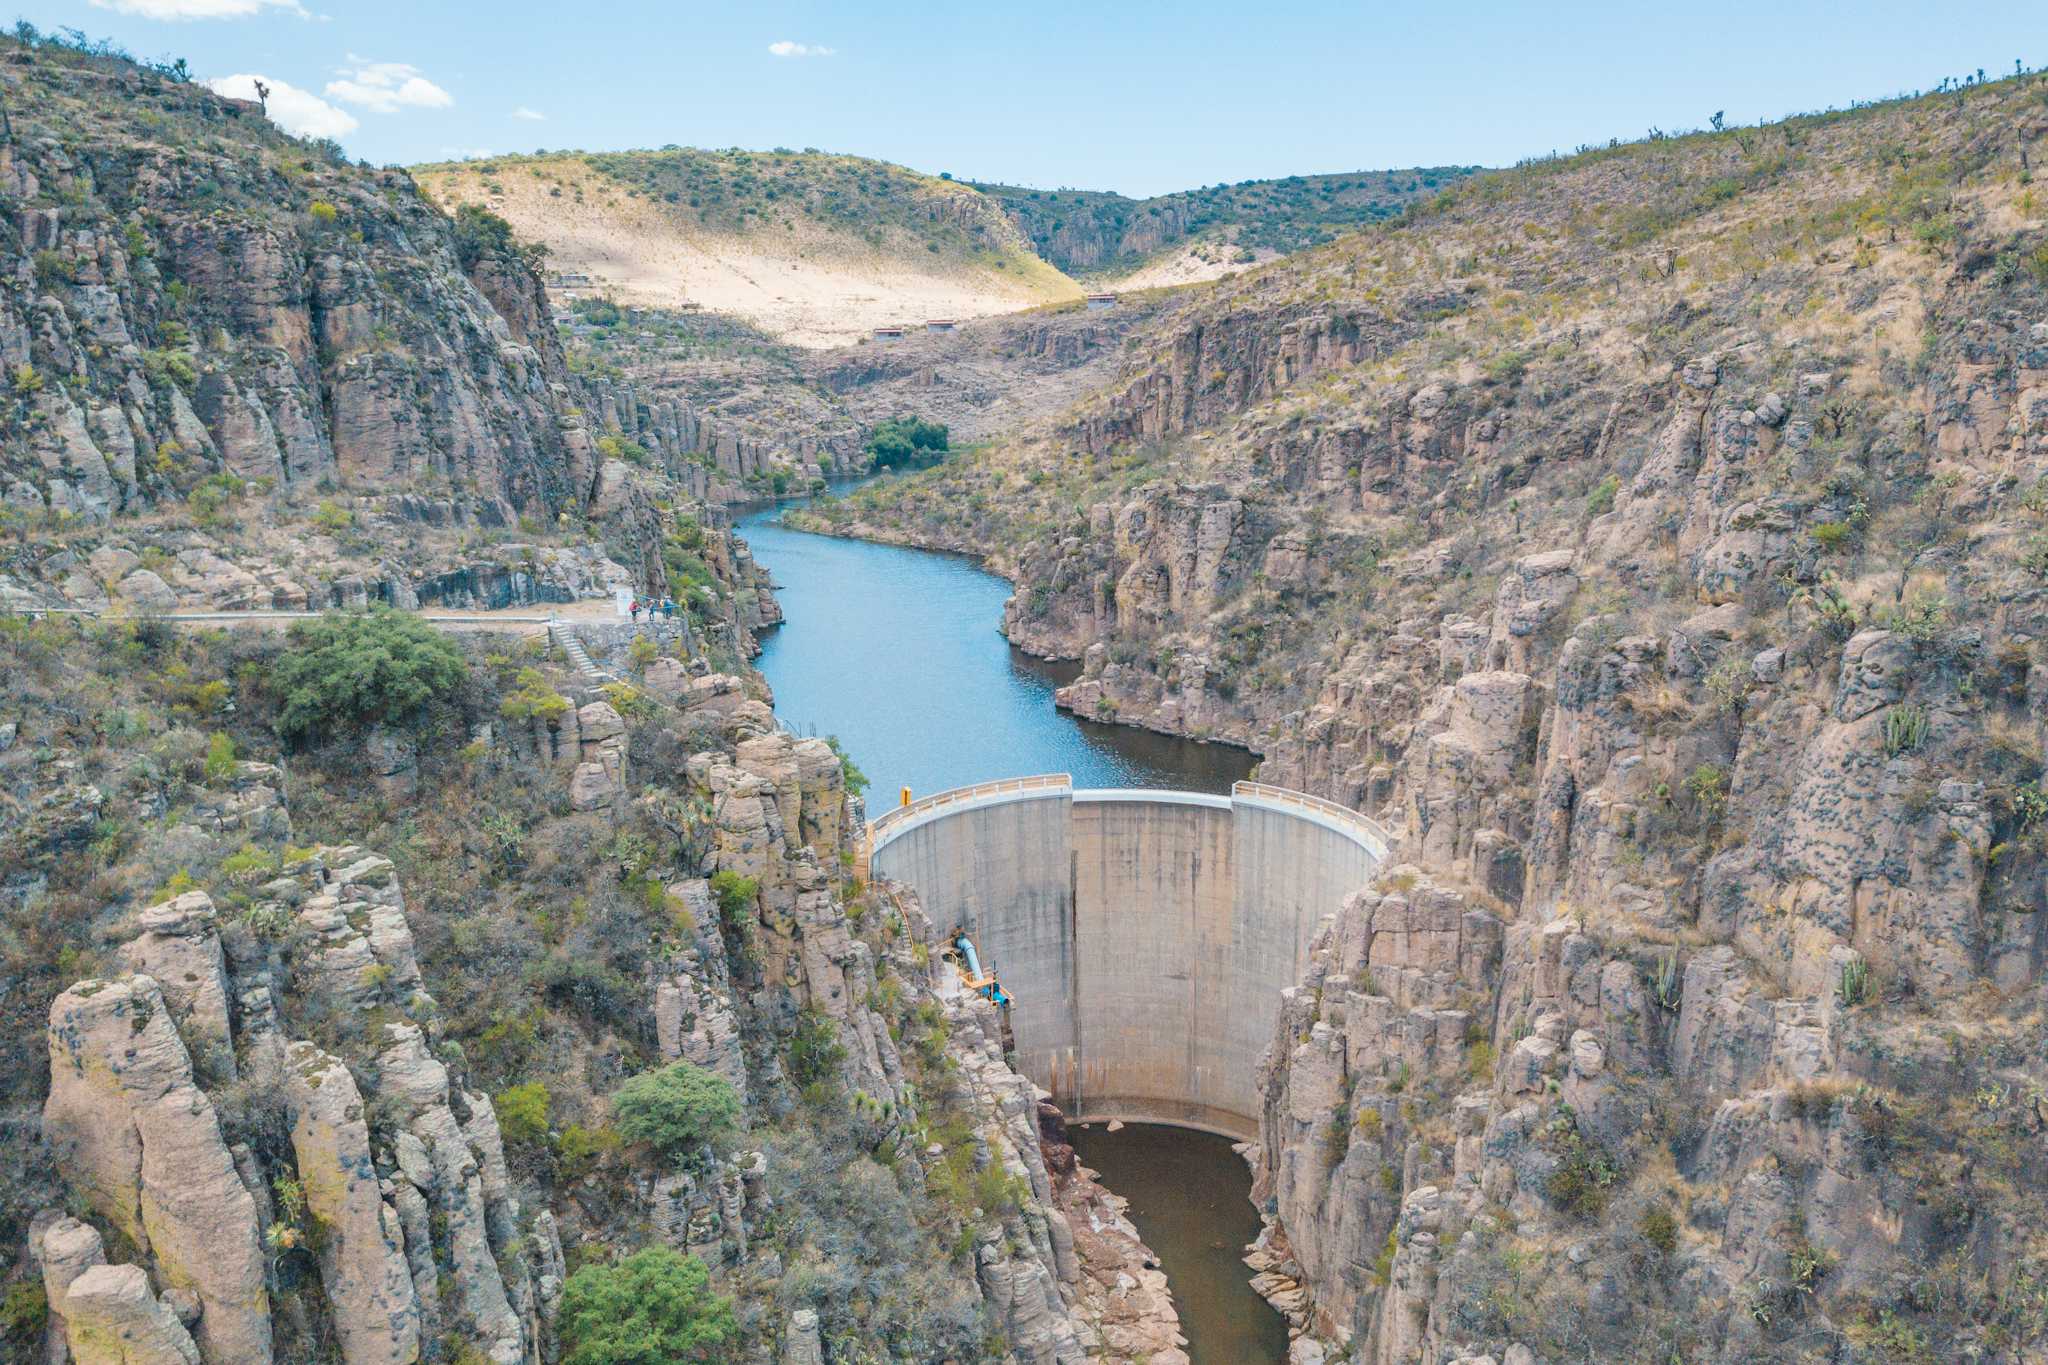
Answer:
869;778;1388;1138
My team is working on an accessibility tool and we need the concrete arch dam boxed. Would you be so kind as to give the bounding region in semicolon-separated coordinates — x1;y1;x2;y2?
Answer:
869;777;1390;1138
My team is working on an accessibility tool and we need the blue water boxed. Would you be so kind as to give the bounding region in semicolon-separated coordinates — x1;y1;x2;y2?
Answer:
734;486;1253;808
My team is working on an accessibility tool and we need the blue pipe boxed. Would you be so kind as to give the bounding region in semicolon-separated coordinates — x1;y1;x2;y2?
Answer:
954;934;983;978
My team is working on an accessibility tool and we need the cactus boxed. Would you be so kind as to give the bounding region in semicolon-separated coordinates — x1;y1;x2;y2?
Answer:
1837;955;1870;1007
1650;950;1682;1010
1882;704;1929;757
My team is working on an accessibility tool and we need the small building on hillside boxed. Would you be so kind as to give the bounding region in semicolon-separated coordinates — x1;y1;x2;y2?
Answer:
1085;292;1118;310
925;318;957;333
873;325;906;342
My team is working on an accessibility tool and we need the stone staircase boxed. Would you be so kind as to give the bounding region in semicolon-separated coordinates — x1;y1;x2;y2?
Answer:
548;621;614;684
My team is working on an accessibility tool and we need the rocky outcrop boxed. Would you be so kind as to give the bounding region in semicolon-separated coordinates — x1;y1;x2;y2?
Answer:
282;1043;421;1365
44;976;271;1363
60;1263;202;1365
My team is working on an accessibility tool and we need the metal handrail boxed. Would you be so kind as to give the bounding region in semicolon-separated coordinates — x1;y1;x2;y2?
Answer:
862;774;1392;866
1232;779;1395;849
868;773;1073;842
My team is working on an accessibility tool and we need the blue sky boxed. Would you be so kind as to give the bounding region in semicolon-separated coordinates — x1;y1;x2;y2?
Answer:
28;0;2048;195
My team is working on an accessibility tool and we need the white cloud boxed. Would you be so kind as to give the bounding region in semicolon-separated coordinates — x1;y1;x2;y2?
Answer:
767;40;834;58
325;59;454;113
204;72;357;138
89;0;306;19
512;106;546;121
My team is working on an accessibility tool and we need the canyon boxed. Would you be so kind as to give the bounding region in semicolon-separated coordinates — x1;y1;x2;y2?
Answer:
3;18;2048;1365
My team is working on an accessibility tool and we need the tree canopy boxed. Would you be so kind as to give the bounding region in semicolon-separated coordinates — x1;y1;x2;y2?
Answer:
610;1061;741;1161
864;415;949;470
557;1248;737;1365
270;609;468;742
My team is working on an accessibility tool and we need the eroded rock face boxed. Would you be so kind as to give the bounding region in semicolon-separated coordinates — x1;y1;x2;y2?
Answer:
283;1043;422;1365
44;976;271;1364
60;1263;202;1365
118;893;234;1076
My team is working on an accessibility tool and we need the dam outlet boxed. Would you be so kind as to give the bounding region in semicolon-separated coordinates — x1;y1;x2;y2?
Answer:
868;777;1390;1138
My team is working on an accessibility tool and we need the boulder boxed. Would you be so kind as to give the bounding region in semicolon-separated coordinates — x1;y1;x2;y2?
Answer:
60;1264;201;1365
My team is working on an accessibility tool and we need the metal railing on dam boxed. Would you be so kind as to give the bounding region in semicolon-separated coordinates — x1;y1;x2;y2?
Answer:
866;776;1391;1139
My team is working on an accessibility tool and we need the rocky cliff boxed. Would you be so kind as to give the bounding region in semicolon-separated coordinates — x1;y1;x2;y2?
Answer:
0;32;1179;1364
803;71;2048;1361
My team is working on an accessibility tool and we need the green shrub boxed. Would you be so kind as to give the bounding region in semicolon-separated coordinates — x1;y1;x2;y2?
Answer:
1639;1203;1679;1255
709;871;757;926
499;667;570;724
188;472;244;526
1810;521;1852;553
32;249;75;288
1;1278;48;1341
611;1062;741;1160
788;1007;846;1088
451;203;545;270
557;1248;736;1365
494;1082;550;1147
203;731;238;785
556;1122;622;1180
1584;474;1620;517
825;735;869;798
1544;1112;1622;1218
271;609;468;742
1683;763;1729;822
145;346;197;392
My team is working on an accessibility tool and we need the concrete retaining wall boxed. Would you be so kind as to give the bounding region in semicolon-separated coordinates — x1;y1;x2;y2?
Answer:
871;779;1387;1138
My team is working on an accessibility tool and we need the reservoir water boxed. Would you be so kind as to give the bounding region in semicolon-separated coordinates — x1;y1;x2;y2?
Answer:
733;488;1285;1363
736;489;1254;804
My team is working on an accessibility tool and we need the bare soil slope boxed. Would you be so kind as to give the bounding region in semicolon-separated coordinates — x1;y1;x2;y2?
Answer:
417;152;1082;347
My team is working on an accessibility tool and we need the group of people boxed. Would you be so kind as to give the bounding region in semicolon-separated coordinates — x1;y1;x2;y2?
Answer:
628;596;678;623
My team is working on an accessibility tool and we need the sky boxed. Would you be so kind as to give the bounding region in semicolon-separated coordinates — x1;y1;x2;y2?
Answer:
24;0;2048;196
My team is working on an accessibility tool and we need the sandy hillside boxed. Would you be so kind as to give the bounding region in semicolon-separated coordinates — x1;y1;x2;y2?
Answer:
418;159;1082;348
1100;232;1282;290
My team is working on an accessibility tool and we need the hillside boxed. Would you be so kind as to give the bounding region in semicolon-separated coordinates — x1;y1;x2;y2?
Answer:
796;72;2048;1362
974;166;1479;282
0;33;1178;1365
415;148;1082;346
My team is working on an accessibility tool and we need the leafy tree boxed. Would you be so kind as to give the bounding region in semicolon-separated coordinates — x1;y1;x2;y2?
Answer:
271;609;467;742
610;1062;741;1160
557;1248;737;1365
451;202;546;271
864;415;950;470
